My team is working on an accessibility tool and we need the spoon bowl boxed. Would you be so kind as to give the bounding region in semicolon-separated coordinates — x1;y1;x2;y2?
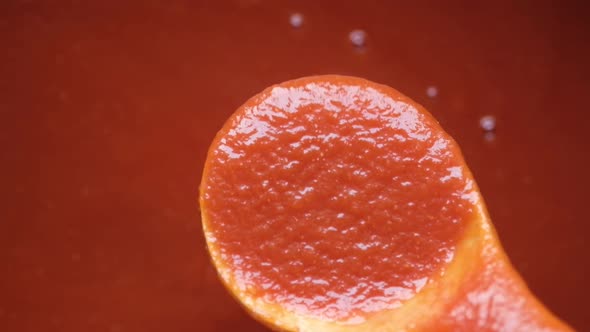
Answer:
200;75;572;331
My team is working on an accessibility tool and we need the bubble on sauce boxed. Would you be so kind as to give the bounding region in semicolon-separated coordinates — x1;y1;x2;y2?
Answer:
289;13;304;28
479;115;496;132
349;29;367;47
426;86;438;98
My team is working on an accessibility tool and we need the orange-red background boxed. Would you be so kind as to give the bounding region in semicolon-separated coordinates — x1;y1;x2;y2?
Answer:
2;1;588;331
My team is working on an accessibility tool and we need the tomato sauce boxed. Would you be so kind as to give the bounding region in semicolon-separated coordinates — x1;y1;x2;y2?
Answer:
2;1;588;331
202;76;477;321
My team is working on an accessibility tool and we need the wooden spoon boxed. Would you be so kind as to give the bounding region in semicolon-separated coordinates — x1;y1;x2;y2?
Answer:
200;75;572;331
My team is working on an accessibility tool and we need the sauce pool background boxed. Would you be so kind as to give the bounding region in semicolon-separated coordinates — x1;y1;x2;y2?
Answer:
1;1;588;331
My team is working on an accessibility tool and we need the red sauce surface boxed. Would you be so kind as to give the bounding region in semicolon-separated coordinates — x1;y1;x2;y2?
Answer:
2;1;588;331
202;76;475;320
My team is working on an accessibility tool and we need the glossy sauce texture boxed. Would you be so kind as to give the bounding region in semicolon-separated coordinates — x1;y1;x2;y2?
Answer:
2;1;589;331
202;76;476;321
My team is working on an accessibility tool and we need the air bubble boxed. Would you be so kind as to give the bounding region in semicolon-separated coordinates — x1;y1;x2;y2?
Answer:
479;115;496;132
426;86;438;98
349;29;367;47
289;13;303;28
